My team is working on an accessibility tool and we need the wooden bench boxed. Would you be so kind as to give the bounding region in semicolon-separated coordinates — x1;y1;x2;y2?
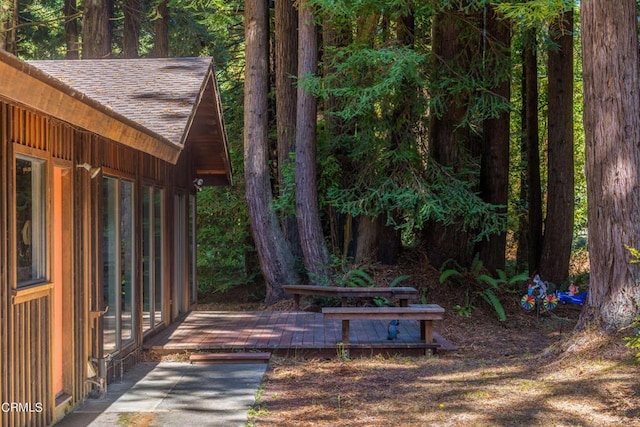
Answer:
322;304;445;353
283;285;419;309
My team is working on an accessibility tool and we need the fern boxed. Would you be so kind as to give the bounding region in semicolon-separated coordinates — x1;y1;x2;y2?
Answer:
343;268;375;288
480;289;506;322
439;269;461;283
389;274;411;287
477;274;499;289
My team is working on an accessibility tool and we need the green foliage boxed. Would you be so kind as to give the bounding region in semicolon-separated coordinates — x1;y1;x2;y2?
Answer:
623;247;640;362
479;289;506;322
625;317;640;363
329;265;375;288
440;254;528;322
495;0;576;32
389;275;411;288
196;186;253;293
625;244;640;264
13;0;67;59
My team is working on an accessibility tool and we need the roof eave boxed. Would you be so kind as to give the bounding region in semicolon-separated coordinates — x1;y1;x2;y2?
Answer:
0;50;181;164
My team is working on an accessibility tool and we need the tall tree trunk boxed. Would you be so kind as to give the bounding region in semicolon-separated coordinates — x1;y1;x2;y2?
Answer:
275;0;301;259
579;0;640;331
123;0;140;58
82;0;112;58
295;0;331;282
0;0;17;53
245;0;301;304
478;6;511;273
153;0;169;57
355;216;379;263
64;0;80;59
322;14;354;259
539;10;574;285
376;7;416;266
517;27;543;274
425;9;474;269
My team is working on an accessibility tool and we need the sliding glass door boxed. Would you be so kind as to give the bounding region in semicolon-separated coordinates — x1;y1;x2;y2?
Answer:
102;177;135;355
142;186;164;334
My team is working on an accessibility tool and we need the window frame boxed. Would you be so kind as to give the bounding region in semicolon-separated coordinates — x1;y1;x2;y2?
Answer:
14;152;48;289
142;185;165;335
102;175;136;356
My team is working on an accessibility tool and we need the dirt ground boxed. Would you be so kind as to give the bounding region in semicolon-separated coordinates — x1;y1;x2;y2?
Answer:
247;305;639;427
200;251;640;427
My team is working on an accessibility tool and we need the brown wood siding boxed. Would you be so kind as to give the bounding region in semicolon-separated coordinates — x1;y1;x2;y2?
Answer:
0;102;87;427
1;100;10;427
1;93;200;425
102;139;137;177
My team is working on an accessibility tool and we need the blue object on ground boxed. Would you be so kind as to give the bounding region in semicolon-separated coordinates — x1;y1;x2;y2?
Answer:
558;291;587;305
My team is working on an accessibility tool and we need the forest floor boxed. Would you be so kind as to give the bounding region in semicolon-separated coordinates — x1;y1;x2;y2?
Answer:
194;249;640;427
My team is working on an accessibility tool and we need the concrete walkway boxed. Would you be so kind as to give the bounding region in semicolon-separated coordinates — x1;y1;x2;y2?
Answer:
55;362;267;427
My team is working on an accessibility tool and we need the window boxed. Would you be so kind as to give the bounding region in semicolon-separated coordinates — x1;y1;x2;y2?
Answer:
102;177;135;355
16;155;47;286
142;186;164;333
189;195;197;305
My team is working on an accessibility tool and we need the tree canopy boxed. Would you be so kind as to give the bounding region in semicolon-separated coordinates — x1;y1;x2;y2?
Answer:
3;0;639;332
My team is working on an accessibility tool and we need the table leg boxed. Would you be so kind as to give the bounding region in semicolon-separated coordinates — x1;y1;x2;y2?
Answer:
342;320;350;344
422;320;433;344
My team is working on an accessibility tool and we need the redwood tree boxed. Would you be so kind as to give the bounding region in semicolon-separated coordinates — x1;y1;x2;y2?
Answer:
580;0;640;331
82;0;112;58
0;0;17;53
153;0;169;57
275;0;301;259
516;26;543;275
539;9;574;285
478;5;511;273
64;0;80;59
295;0;331;282
123;0;141;58
425;7;476;269
245;0;301;304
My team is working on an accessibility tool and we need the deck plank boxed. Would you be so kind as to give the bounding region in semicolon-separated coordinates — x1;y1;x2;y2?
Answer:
143;310;456;356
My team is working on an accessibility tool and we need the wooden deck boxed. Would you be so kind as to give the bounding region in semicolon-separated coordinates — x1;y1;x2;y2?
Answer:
143;311;456;358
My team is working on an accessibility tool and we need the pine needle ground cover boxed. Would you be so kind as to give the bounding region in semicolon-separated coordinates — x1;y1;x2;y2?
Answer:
250;312;639;427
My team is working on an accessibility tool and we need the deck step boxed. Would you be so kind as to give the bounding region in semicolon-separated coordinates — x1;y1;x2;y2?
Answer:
434;332;458;352
189;352;271;364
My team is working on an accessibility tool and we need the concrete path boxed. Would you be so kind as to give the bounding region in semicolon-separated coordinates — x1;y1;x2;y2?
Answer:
55;362;267;427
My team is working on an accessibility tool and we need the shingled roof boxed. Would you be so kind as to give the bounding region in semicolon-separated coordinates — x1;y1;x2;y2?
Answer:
0;51;231;185
28;57;210;148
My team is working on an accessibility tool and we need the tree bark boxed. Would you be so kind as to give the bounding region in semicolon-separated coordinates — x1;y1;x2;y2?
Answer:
82;0;112;58
245;0;301;304
579;0;640;331
539;10;574;285
275;0;301;259
0;0;17;54
64;0;80;59
424;9;475;269
153;0;169;57
355;216;379;263
322;13;354;259
478;6;510;273
295;0;331;283
123;0;140;58
516;27;542;274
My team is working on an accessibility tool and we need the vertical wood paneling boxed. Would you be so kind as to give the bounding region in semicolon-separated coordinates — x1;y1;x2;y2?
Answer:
2;90;195;424
1;101;8;427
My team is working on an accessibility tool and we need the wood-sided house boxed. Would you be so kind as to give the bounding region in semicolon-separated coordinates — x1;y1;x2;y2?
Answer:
0;50;231;426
